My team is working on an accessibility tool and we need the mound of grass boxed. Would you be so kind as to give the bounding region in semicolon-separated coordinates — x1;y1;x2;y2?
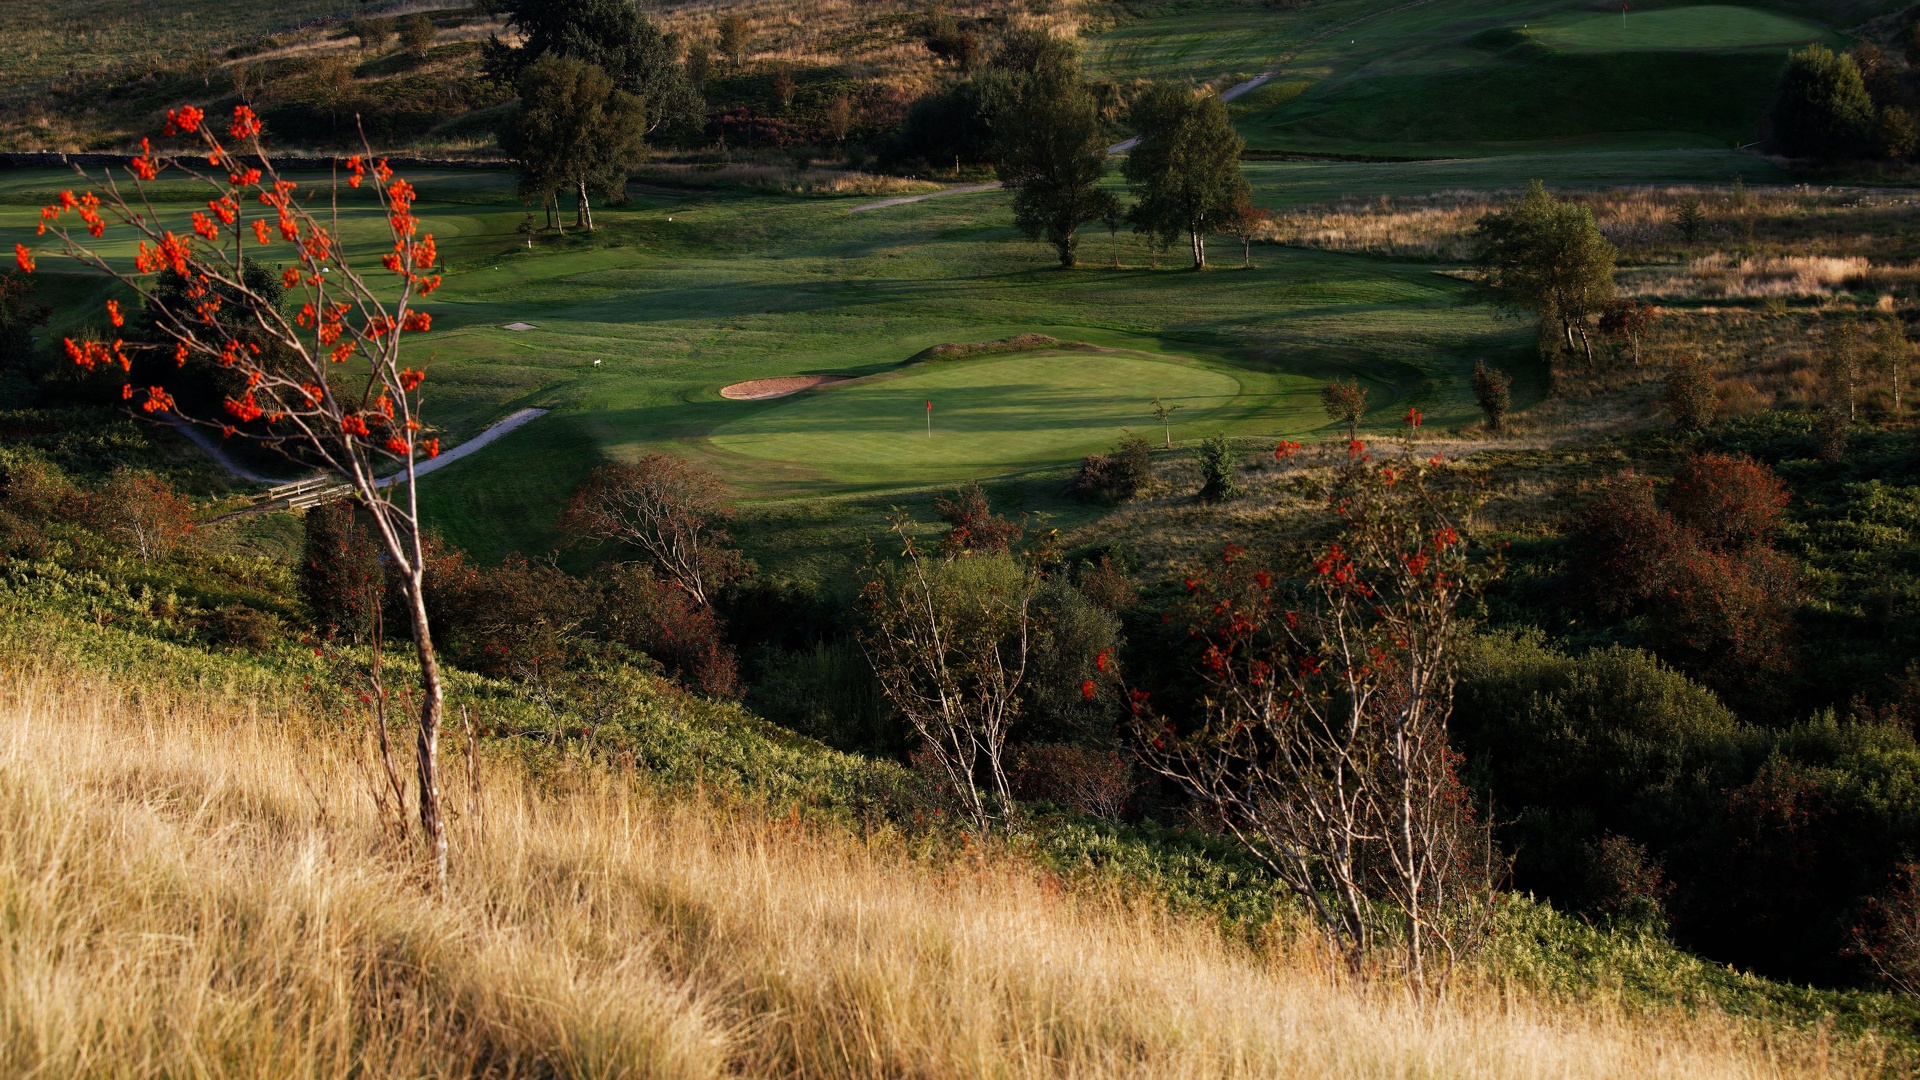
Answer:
907;333;1072;362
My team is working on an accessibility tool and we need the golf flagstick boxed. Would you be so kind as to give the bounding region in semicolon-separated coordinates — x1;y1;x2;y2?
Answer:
926;399;932;437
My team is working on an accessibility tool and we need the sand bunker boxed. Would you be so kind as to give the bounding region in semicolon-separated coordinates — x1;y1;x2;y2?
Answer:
720;375;852;400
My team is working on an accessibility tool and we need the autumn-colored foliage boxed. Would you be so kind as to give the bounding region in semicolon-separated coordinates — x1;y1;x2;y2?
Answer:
936;480;1023;557
1111;427;1502;986
19;102;457;882
1572;462;1799;706
1667;452;1791;551
594;562;741;699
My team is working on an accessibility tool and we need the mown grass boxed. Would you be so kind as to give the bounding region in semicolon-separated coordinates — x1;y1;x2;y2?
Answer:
1213;0;1842;155
0;163;1532;567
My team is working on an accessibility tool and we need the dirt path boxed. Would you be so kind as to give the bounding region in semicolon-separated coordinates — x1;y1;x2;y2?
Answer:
849;73;1276;213
375;407;548;488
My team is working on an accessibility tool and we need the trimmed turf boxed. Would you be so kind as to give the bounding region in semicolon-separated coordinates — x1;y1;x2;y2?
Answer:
709;350;1277;484
1203;0;1843;155
1525;6;1828;52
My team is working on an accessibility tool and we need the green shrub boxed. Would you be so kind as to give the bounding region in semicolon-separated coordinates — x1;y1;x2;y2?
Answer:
1195;433;1240;501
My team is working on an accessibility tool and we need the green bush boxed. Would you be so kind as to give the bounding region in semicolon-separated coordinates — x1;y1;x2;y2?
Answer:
1195;433;1240;501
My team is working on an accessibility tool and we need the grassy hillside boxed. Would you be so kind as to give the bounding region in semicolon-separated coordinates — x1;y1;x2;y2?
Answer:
0;0;1075;153
0;588;1906;1076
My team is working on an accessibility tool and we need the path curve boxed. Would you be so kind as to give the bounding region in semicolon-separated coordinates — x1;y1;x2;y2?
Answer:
376;407;548;487
849;73;1276;213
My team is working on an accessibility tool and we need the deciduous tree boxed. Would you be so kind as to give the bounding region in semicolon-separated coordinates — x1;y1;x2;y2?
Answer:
1472;361;1512;431
1122;84;1249;270
1471;181;1617;366
860;514;1038;834
24;105;459;885
560;454;747;608
718;13;750;65
484;0;704;136
1878;313;1910;416
1224;194;1271;268
1320;377;1368;440
994;65;1117;268
301;497;382;642
498;54;648;232
1772;44;1876;160
1109;424;1502;986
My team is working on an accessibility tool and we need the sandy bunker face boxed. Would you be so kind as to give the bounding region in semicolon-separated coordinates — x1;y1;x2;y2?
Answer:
720;376;853;400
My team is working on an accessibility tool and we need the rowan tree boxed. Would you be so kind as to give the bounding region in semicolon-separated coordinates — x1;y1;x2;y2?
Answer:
21;105;460;883
1108;422;1502;987
1472;181;1617;365
560;454;747;607
498;54;648;232
1321;377;1368;440
1122;83;1250;270
995;65;1116;269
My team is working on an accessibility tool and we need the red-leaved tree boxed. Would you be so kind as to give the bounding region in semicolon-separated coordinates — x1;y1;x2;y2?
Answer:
18;105;457;884
1108;426;1502;988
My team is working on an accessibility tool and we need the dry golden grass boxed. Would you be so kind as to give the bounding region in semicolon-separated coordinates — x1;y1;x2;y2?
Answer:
1261;185;1920;299
0;663;1880;1078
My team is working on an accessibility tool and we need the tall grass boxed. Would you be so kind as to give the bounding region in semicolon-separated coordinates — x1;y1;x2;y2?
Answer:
0;664;1878;1078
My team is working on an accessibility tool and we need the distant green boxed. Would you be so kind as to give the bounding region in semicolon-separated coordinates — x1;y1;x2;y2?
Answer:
710;351;1271;484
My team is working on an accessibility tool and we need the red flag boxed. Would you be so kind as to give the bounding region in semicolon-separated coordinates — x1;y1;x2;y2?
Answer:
926;400;932;411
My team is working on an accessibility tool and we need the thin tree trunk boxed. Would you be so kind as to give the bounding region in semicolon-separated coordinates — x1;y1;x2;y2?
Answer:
403;576;448;888
1190;226;1205;270
1242;236;1252;269
576;179;593;232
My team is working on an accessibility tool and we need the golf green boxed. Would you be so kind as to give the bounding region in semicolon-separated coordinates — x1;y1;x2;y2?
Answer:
708;352;1246;483
1525;6;1827;52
